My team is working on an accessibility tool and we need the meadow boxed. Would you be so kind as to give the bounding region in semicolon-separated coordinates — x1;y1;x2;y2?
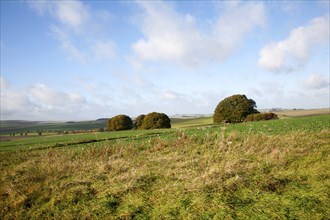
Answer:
0;113;329;219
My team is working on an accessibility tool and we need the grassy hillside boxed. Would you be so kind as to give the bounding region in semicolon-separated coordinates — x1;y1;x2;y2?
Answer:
171;117;213;128
0;115;329;219
0;120;107;135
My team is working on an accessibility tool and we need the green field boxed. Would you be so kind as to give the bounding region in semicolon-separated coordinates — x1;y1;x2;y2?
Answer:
1;108;328;135
0;120;107;135
1;114;329;219
171;117;213;128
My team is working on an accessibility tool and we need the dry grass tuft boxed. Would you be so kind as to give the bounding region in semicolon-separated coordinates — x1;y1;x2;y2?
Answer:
1;124;329;219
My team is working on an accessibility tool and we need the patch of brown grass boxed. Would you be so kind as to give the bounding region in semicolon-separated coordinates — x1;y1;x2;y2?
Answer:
1;128;329;219
275;108;329;118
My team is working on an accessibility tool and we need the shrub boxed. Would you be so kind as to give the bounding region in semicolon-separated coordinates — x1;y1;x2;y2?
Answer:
134;114;145;129
142;112;171;129
213;94;259;123
244;113;279;122
107;115;133;131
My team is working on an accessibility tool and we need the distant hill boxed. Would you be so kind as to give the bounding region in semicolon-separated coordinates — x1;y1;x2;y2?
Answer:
261;108;329;118
96;118;108;121
170;114;212;119
0;120;107;135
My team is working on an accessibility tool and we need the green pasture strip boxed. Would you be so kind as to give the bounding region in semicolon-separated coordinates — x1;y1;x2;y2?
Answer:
0;129;173;151
177;114;329;139
225;114;330;135
171;117;213;128
2;114;328;151
0;120;106;135
172;114;329;132
0;116;213;135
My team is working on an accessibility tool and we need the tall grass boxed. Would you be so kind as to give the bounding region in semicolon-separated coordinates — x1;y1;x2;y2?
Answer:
1;115;329;219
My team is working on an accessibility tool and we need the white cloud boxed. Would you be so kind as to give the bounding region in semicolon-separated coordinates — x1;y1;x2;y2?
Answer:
132;1;265;67
92;40;115;61
160;90;183;100
28;0;90;31
0;77;10;90
132;1;197;64
27;84;86;108
0;78;34;117
28;0;114;62
27;0;51;16
210;1;266;59
303;74;329;90
1;78;88;120
53;1;90;31
258;15;329;73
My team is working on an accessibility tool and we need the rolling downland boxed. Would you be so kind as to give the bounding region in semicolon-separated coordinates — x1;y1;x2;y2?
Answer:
0;114;329;219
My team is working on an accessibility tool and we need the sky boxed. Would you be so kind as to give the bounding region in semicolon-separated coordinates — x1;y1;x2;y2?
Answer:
1;0;329;121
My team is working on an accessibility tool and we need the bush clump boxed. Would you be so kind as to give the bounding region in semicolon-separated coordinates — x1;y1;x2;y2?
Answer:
107;115;133;131
213;94;259;123
134;114;145;129
141;112;171;129
244;113;279;122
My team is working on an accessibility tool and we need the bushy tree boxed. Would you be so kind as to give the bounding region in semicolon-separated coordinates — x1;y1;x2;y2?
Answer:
134;114;145;129
142;112;171;129
213;94;259;123
244;112;279;122
107;114;133;131
37;130;43;136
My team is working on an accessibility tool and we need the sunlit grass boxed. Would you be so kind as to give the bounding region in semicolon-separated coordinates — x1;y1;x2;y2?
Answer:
1;114;329;219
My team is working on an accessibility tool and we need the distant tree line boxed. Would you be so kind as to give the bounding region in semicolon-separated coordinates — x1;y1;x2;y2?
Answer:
6;94;279;136
103;94;280;132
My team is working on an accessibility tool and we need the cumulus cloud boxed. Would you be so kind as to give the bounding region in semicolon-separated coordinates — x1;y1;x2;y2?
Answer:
28;0;115;62
0;78;33;118
258;15;329;73
52;1;90;31
303;74;329;90
0;78;87;120
132;1;265;67
28;0;90;31
92;40;115;61
27;84;86;108
210;1;266;59
132;1;198;65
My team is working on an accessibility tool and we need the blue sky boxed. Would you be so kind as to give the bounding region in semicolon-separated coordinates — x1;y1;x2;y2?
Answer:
1;0;329;120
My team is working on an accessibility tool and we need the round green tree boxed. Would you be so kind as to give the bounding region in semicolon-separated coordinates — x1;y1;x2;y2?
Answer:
142;112;171;129
213;94;259;123
134;114;145;129
107;114;133;131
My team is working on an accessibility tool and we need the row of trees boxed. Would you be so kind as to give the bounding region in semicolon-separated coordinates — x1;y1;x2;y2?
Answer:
107;94;276;132
107;112;171;131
